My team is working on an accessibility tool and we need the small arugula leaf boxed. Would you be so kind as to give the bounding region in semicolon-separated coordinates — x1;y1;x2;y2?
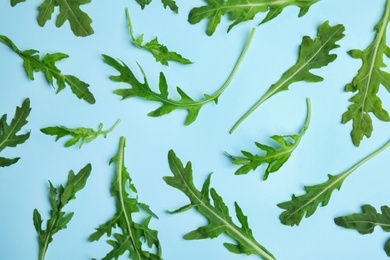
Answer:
90;137;162;260
36;0;94;37
126;8;192;66
342;0;390;146
228;99;311;180
34;164;92;260
133;0;178;13
230;21;345;133
335;204;390;257
0;35;95;104
188;0;319;36
10;0;25;6
40;119;121;148
0;98;31;168
278;139;390;226
104;28;255;125
164;150;276;260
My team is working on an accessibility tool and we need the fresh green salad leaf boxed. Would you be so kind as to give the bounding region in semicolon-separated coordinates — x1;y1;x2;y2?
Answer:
228;98;310;180
342;0;390;147
134;0;178;13
11;0;94;36
34;164;92;260
164;150;276;260
41;119;121;148
126;8;192;66
104;28;255;125
90;137;162;260
189;0;319;36
230;21;345;133
278;139;390;226
0;35;95;104
335;204;390;257
0;98;31;167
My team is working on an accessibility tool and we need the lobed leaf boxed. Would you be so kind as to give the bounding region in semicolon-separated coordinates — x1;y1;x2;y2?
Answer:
335;204;390;257
341;0;390;146
164;150;276;260
0;98;31;168
230;21;345;133
278;139;390;226
228;98;311;180
0;35;95;104
133;0;178;13
188;0;320;36
90;137;162;260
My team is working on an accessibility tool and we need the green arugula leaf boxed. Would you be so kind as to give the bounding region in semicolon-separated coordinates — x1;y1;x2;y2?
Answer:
0;98;31;168
126;8;192;66
164;150;276;260
0;35;96;104
278;139;390;226
41;119;121;148
104;28;255;125
230;21;345;133
228;98;311;180
34;164;92;260
134;0;178;13
342;0;390;146
90;137;162;260
11;0;93;36
335;204;390;257
188;0;319;36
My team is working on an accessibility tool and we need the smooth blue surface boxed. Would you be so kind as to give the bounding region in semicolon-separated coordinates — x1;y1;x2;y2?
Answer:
1;0;390;259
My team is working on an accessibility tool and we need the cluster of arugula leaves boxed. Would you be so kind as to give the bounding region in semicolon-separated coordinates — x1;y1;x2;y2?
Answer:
3;0;390;259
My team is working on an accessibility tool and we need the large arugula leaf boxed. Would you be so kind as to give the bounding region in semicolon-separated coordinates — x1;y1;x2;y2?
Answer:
189;0;319;36
342;0;390;146
90;137;162;260
11;0;94;37
0;98;31;168
335;204;390;257
230;21;345;133
34;164;92;260
41;119;121;148
0;35;95;104
228;99;310;180
126;8;192;66
278;139;390;226
103;28;255;125
134;0;178;13
164;150;276;260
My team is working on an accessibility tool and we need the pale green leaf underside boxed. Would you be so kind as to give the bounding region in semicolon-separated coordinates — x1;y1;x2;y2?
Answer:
0;35;95;104
0;98;31;168
342;0;390;146
189;0;320;36
164;150;276;260
278;139;390;226
90;137;162;260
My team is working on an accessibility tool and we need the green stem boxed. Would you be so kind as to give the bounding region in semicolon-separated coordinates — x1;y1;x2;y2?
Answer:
103;119;121;135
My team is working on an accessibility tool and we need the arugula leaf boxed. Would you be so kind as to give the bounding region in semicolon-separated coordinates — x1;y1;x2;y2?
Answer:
335;204;390;257
164;150;276;260
278;139;390;226
104;28;255;125
126;8;192;66
188;0;319;36
134;0;178;13
34;163;92;260
11;0;94;36
41;119;121;148
342;0;390;147
228;98;311;180
230;21;345;133
0;35;95;104
90;137;162;260
0;98;31;168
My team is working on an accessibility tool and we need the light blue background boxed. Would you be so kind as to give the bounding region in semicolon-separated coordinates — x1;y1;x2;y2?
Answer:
1;0;390;259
